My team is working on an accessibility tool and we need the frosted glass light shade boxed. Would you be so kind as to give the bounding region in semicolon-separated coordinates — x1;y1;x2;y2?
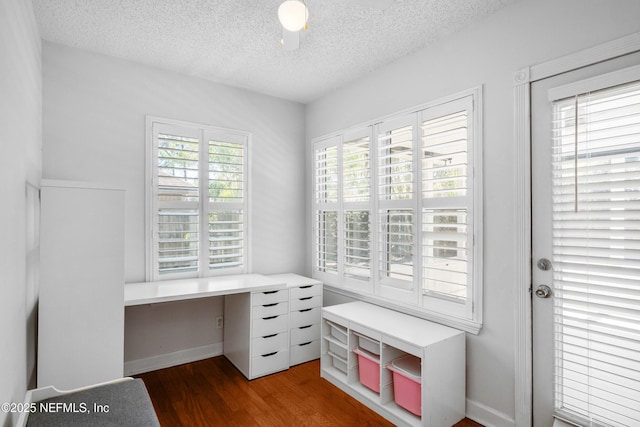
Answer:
278;0;309;32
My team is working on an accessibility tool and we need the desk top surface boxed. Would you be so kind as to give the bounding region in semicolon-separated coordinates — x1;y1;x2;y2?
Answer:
125;274;287;306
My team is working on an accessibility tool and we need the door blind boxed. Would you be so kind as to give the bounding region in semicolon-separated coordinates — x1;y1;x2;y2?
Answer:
551;80;640;427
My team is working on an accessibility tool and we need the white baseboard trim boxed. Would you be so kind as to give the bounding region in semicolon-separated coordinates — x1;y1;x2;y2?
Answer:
124;343;224;376
466;398;515;427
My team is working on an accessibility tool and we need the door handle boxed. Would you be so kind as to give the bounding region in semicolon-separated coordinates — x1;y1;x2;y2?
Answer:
535;285;552;298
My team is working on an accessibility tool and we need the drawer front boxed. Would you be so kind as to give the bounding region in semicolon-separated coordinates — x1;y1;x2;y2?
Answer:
252;314;288;337
252;289;288;306
290;323;320;345
290;340;320;366
252;301;288;319
290;307;321;328
290;284;322;300
252;332;288;356
251;349;289;379
290;295;322;311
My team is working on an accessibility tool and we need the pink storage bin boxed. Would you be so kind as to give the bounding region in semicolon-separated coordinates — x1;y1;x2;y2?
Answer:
386;355;422;416
353;347;380;393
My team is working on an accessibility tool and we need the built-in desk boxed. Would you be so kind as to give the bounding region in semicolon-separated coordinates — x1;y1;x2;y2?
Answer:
124;274;287;306
125;274;293;379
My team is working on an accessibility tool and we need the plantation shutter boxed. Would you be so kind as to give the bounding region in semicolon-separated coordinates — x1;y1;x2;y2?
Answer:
314;138;339;276
420;97;474;318
153;123;201;276
310;89;482;328
149;119;249;280
342;132;371;203
206;132;247;272
377;115;415;295
549;73;640;427
343;129;372;283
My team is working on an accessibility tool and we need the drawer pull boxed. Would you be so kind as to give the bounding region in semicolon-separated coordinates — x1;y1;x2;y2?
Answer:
262;290;279;295
299;325;312;330
299;308;312;313
299;285;313;289
262;333;278;339
261;351;278;358
262;302;278;307
262;315;279;320
299;296;313;301
299;341;312;347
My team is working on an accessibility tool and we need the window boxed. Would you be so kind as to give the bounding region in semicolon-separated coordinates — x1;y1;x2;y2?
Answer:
146;117;250;281
312;89;483;331
343;130;372;287
314;139;339;276
420;100;475;320
377;116;416;303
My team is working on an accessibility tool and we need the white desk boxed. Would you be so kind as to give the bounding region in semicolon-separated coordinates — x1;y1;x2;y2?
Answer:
124;274;287;306
124;274;291;379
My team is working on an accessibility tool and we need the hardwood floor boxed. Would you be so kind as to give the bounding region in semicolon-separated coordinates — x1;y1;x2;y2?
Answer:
136;356;482;427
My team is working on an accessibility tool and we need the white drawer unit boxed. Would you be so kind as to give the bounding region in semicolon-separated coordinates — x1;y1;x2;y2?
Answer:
224;286;290;380
269;274;323;366
321;301;465;427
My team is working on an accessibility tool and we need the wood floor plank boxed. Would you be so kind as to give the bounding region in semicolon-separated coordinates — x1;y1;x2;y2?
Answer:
136;356;482;427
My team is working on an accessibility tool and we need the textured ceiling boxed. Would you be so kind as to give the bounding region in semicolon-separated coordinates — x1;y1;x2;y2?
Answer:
32;0;519;104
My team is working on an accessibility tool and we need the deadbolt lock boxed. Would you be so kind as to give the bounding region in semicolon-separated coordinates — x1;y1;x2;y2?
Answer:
537;258;552;271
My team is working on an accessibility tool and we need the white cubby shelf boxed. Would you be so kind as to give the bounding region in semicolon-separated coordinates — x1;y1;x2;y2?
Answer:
321;301;465;427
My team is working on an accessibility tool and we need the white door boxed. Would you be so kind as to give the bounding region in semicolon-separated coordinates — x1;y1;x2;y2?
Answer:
532;52;640;427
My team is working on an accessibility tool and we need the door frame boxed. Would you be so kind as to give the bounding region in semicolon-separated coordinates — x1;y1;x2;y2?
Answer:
512;31;640;427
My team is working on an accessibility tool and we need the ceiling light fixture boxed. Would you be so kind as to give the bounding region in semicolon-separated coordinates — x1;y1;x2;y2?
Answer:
278;0;308;50
278;0;309;32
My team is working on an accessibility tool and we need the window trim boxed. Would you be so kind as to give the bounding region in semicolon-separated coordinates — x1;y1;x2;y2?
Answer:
145;116;252;281
311;87;483;334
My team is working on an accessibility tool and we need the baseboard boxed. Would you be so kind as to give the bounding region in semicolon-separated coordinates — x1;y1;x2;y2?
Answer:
124;343;224;376
466;398;515;427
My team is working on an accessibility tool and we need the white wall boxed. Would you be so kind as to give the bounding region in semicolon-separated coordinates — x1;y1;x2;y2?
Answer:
42;42;307;370
0;0;42;426
306;0;640;425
